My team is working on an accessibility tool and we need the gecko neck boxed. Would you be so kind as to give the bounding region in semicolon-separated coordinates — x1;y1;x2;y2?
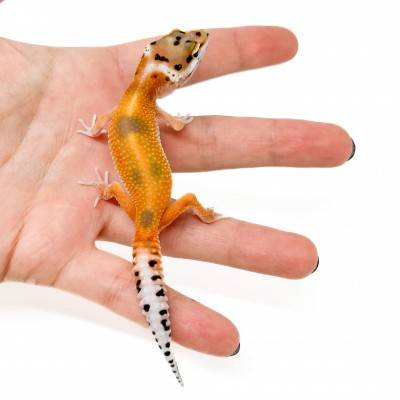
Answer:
122;77;158;117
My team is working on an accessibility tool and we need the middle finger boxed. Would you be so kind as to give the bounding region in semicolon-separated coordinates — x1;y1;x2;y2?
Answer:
160;116;353;172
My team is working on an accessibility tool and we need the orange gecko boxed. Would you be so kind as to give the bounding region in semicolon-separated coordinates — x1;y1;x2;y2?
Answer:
77;29;222;386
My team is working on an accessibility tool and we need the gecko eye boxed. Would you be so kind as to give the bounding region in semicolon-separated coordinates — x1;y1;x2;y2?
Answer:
183;40;197;53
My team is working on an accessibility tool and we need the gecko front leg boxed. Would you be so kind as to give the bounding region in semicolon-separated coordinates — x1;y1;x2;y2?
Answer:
77;108;116;137
157;106;193;131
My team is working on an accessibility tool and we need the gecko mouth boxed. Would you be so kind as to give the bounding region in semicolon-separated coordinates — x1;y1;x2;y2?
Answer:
176;39;209;87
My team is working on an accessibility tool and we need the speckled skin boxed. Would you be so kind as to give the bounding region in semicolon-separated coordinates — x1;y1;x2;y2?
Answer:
109;83;171;243
109;29;211;245
79;29;217;386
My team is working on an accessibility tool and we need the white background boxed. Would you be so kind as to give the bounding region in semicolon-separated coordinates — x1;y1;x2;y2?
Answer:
0;0;399;399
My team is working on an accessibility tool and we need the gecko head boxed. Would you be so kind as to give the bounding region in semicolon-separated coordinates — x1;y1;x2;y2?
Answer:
141;29;210;97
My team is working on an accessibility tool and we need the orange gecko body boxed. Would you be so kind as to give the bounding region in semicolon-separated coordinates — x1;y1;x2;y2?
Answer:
78;29;219;386
109;77;172;244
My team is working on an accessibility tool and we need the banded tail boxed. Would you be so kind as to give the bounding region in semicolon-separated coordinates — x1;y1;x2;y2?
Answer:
133;244;184;386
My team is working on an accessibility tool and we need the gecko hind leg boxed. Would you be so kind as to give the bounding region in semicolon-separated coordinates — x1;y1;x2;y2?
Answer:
157;106;193;131
159;193;226;232
79;168;136;220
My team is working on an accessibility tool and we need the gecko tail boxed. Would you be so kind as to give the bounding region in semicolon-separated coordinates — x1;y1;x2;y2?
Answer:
133;245;184;386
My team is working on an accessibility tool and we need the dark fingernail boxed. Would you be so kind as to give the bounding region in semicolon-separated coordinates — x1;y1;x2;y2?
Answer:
347;139;356;161
312;257;320;274
230;342;240;356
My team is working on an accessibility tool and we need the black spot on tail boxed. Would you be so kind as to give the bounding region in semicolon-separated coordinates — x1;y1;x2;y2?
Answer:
161;319;170;331
156;288;165;297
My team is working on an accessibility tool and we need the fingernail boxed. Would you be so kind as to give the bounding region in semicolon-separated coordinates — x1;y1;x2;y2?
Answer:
347;139;356;161
230;342;240;356
312;257;320;274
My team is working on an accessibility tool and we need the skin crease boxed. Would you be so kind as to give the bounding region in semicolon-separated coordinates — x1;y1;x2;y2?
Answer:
0;26;353;356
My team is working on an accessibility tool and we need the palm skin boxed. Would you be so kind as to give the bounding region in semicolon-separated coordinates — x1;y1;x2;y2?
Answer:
0;26;353;356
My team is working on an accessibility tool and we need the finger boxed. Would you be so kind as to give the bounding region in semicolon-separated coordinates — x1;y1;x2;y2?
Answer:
160;116;353;172
54;248;239;356
191;26;298;84
114;26;298;86
100;207;318;279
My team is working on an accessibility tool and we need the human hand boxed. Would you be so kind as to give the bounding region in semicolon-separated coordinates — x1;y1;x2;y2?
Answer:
0;26;353;356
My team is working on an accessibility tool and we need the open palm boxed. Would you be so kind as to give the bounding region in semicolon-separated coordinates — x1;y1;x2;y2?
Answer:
0;26;353;356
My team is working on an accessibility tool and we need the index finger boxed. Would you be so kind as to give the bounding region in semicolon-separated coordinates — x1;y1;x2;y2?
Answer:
114;26;298;85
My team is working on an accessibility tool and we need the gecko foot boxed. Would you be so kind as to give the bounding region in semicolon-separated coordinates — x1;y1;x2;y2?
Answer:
176;113;194;125
169;113;194;130
191;206;229;223
77;114;108;137
78;168;111;208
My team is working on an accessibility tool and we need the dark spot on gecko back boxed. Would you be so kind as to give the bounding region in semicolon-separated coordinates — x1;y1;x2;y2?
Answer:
131;168;142;184
150;161;163;179
143;304;150;312
156;288;165;297
140;209;154;228
148;260;157;267
118;116;143;134
174;64;182;71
